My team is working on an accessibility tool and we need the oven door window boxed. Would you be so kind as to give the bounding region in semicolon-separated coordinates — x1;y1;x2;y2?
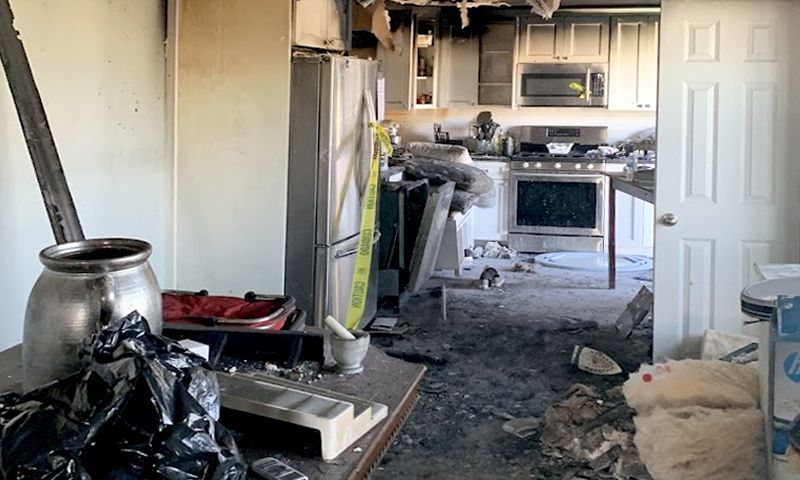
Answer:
516;179;598;228
521;73;586;99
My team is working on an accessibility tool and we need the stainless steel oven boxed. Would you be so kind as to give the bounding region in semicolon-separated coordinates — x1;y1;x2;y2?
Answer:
508;169;607;252
506;125;612;252
509;171;605;237
517;63;608;107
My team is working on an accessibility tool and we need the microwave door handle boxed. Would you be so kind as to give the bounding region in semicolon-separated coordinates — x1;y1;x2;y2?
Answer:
585;68;592;105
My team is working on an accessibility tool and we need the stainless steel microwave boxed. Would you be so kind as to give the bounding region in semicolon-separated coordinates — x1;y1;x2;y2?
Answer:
517;63;608;107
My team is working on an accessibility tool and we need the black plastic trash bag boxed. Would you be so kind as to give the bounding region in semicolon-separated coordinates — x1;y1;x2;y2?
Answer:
0;311;247;480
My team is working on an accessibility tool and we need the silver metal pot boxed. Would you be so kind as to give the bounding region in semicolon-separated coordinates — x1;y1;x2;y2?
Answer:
23;238;162;391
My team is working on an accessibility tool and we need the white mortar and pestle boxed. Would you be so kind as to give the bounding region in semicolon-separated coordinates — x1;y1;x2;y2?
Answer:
324;316;370;374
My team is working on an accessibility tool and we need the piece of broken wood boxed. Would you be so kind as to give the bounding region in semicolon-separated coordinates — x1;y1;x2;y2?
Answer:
0;0;84;243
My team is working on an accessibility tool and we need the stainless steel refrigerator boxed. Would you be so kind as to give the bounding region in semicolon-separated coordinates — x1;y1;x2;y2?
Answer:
285;55;379;327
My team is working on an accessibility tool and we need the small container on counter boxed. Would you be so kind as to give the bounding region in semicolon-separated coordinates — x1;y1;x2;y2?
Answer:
504;137;515;157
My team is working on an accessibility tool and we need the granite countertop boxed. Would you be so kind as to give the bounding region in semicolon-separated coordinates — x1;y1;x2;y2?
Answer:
607;169;655;203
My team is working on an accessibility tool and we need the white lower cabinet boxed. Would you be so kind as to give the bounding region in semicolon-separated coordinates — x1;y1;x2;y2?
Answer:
436;209;475;275
472;161;509;242
613;190;654;255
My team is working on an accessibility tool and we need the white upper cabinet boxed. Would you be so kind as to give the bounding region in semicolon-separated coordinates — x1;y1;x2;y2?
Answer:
326;0;346;50
562;16;610;63
520;16;609;63
377;25;414;110
478;22;516;106
608;15;659;110
520;20;560;62
293;0;347;51
439;27;479;108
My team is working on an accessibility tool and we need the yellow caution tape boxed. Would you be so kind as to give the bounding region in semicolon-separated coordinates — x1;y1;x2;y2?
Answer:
345;122;393;330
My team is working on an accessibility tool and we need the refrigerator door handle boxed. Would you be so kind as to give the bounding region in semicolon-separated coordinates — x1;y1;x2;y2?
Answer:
333;231;381;259
324;231;360;250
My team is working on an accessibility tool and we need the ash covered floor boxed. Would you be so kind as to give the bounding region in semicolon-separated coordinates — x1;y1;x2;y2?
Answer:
372;257;653;480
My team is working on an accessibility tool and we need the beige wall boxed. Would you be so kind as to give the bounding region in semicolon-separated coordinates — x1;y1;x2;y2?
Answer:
174;0;291;294
386;107;656;145
0;0;168;350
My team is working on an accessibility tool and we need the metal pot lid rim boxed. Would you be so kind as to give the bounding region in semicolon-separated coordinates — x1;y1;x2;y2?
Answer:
740;277;800;308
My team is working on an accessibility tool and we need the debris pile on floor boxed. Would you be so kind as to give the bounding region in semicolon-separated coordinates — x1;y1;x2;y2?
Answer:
700;329;759;363
218;357;324;384
624;359;763;480
539;384;650;480
512;261;536;273
479;266;505;289
373;259;655;479
479;241;517;259
571;345;623;376
614;286;653;338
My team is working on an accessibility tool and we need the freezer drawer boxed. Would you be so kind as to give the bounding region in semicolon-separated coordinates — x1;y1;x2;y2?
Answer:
312;234;379;328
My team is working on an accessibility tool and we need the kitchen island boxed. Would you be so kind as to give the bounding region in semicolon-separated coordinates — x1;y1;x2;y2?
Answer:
607;170;655;289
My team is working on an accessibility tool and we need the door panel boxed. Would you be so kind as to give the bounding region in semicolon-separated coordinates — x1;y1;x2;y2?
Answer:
293;0;330;49
562;17;609;63
609;18;644;109
327;238;359;326
319;58;372;245
521;20;560;62
609;17;647;110
327;0;346;50
654;0;793;360
639;17;659;108
439;27;479;108
614;192;654;254
498;180;509;240
377;26;413;110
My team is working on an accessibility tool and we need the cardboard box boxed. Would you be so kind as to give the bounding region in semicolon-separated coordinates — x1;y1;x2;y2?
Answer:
771;296;800;478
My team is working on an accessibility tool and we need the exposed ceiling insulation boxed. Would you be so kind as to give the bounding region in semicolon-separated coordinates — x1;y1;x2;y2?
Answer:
386;0;659;27
382;0;661;28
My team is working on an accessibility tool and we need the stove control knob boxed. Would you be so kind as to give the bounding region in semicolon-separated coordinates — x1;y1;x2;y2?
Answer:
554;162;562;169
587;164;595;170
534;162;543;169
522;162;530;168
574;163;582;169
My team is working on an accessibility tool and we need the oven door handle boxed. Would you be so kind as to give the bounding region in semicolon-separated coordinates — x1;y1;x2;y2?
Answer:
511;172;604;181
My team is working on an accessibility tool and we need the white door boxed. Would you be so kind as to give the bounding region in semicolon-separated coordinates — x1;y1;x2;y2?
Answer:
638;17;659;109
326;0;346;51
497;179;509;241
293;0;330;49
377;26;413;110
615;192;655;255
519;19;561;63
654;0;794;359
561;16;609;63
479;22;515;106
473;162;508;242
608;16;657;110
439;27;479;108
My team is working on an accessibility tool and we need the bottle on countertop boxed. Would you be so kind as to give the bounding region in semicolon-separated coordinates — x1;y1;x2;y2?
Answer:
504;136;515;157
